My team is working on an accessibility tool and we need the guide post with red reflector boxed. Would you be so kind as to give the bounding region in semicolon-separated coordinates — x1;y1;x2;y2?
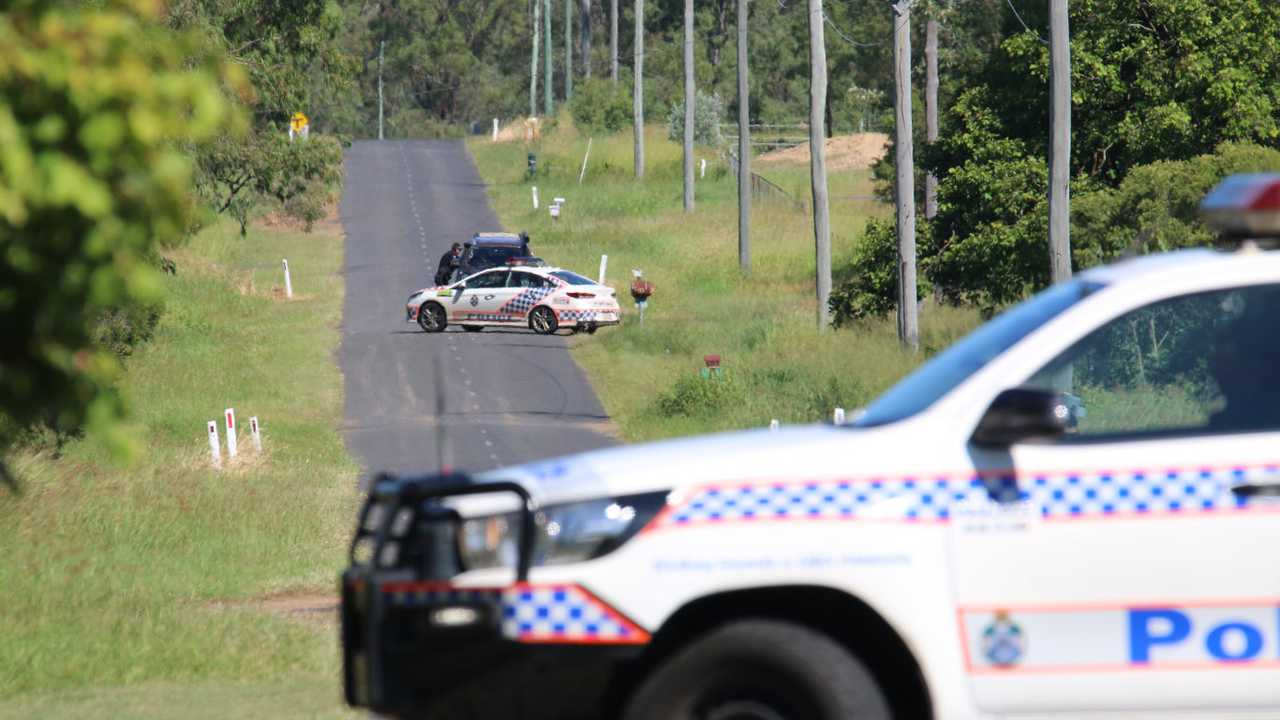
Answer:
250;416;262;452
207;421;221;467
225;408;238;458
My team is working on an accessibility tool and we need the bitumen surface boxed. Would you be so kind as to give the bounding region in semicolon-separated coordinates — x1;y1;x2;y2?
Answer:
338;139;617;485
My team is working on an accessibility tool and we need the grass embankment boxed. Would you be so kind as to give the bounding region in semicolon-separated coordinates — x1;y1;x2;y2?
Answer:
470;123;980;440
0;218;359;718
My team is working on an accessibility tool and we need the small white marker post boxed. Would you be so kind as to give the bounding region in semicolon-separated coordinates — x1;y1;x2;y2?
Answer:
549;202;561;220
532;186;539;209
250;416;262;452
769;419;780;431
578;137;593;184
833;407;846;425
492;118;499;142
700;158;707;178
598;254;608;285
207;421;221;468
224;408;238;458
282;259;293;298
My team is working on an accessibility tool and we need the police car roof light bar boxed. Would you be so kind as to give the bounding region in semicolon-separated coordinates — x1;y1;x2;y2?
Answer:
1200;173;1280;240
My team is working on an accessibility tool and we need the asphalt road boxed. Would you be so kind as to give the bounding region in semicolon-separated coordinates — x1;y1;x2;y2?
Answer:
339;139;616;484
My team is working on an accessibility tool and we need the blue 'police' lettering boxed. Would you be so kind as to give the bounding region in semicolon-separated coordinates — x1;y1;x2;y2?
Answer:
1205;622;1263;662
1128;608;1190;663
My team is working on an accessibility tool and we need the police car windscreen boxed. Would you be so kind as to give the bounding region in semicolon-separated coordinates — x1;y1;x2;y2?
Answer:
853;280;1104;428
552;270;595;285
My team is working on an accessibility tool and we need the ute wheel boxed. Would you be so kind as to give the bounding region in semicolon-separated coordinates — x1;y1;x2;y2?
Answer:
586;324;599;335
462;325;483;333
417;302;447;333
529;306;558;335
623;619;891;720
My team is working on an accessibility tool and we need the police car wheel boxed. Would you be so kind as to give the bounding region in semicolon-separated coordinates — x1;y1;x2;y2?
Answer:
462;325;483;333
623;619;890;720
417;302;446;333
529;306;558;335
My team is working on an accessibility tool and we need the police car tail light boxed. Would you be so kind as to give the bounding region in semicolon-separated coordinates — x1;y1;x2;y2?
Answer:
1200;173;1280;239
566;292;596;299
457;491;668;572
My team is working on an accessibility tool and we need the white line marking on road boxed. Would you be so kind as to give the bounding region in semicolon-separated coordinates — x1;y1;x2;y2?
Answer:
484;440;492;447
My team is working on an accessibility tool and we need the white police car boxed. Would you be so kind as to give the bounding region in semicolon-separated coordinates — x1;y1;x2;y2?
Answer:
405;265;621;335
345;175;1280;718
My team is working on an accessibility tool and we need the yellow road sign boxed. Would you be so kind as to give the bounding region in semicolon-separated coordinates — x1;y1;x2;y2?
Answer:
290;112;309;133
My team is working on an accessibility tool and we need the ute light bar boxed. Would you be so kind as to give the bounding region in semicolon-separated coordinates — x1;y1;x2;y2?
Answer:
1200;173;1280;239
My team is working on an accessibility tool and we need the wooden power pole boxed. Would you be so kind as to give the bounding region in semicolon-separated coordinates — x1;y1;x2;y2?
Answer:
633;0;644;178
683;0;695;212
737;0;750;273
1049;0;1072;283
893;0;918;351
809;0;830;329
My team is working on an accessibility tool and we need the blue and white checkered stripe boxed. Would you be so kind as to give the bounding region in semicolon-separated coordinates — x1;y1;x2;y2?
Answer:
502;586;642;642
384;584;648;644
658;465;1280;528
501;287;556;315
558;309;601;322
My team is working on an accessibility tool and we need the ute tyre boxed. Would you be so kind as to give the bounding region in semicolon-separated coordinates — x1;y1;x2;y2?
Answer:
417;302;447;333
529;306;558;335
462;325;483;333
623;619;891;720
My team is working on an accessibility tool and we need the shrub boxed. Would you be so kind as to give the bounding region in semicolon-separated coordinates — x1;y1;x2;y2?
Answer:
829;218;931;326
653;373;744;418
571;78;632;134
666;90;726;147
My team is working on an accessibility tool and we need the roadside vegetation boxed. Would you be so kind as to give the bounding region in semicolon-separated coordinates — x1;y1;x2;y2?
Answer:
470;123;979;440
0;218;358;718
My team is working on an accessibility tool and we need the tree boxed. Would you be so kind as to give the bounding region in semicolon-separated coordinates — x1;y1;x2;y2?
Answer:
1048;0;1071;283
532;0;542;116
737;0;750;273
565;0;574;101
611;0;620;83
634;0;645;178
925;6;939;219
581;0;593;79
683;0;695;212
893;0;918;350
809;0;831;329
545;0;554;116
0;0;241;462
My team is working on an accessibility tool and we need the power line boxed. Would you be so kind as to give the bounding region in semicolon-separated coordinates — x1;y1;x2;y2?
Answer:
823;11;882;48
1005;0;1050;44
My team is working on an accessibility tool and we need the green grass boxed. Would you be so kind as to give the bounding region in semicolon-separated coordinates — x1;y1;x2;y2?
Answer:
469;121;981;440
0;218;359;717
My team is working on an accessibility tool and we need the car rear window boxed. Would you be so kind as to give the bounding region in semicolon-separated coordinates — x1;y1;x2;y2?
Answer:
551;271;595;286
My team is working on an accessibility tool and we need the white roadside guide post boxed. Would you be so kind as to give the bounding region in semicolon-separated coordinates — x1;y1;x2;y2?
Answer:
769;419;780;431
282;259;293;298
492;118;499;142
833;407;846;425
578;138;593;184
224;408;238;458
532;186;539;210
207;421;221;468
598;254;608;285
700;158;706;178
250;416;262;452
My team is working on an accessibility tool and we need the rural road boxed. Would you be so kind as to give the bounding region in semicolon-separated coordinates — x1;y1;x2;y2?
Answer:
338;139;616;484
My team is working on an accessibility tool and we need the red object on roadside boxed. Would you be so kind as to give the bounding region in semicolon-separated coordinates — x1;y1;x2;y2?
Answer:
704;354;721;369
630;279;654;302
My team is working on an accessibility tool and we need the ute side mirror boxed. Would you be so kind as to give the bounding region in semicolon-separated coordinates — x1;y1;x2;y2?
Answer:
970;388;1070;447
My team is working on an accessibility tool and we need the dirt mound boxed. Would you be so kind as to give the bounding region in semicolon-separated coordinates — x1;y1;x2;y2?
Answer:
493;117;543;143
756;132;889;171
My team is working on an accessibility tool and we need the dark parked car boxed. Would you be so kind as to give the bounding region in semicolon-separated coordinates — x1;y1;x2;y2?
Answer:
461;232;530;276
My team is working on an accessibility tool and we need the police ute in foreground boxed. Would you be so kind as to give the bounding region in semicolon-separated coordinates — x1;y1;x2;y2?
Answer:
348;174;1280;719
406;265;620;335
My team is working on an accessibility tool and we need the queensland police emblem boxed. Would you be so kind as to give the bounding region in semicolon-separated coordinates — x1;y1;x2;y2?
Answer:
981;611;1025;666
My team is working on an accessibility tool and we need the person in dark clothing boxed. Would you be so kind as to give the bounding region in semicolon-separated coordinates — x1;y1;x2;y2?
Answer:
434;243;463;286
